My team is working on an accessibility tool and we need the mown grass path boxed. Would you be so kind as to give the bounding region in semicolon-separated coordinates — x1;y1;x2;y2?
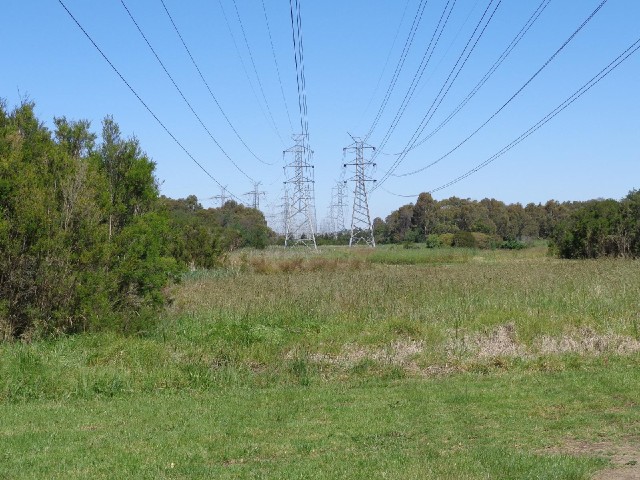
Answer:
2;362;639;479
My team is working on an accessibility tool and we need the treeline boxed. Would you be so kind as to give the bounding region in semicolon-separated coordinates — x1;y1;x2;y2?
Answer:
372;191;640;258
0;101;270;339
551;191;640;259
373;193;577;245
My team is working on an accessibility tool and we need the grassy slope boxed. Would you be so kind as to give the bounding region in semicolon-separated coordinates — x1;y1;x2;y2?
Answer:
1;246;639;478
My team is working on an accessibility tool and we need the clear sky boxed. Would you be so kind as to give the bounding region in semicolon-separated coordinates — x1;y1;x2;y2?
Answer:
2;0;639;227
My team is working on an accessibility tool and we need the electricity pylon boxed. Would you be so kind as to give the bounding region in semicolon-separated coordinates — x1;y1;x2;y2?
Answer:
330;180;348;238
210;185;229;208
283;133;317;248
244;181;266;210
343;134;376;247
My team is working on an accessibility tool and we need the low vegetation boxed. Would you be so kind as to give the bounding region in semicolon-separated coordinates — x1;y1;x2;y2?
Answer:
2;246;639;478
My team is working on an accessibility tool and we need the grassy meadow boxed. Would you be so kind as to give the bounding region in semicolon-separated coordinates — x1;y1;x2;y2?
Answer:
1;245;639;478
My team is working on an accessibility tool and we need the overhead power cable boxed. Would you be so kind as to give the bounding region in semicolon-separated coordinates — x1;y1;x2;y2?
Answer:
356;0;411;130
393;0;552;158
375;0;502;189
159;0;274;166
261;0;294;133
375;0;608;189
57;0;241;202
120;0;255;183
365;0;429;142
371;0;459;162
218;0;284;146
428;34;640;193
295;0;310;138
289;0;310;137
231;0;285;145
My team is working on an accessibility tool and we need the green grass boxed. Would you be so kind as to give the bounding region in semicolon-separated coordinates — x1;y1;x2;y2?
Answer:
1;246;640;478
4;364;639;479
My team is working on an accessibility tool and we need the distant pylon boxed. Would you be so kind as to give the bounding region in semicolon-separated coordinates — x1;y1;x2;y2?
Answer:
244;181;266;210
283;133;317;248
343;134;376;247
210;185;229;208
281;187;290;237
330;180;348;238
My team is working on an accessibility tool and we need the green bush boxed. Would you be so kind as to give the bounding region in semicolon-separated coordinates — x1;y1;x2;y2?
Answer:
500;239;527;250
0;102;181;338
439;233;455;247
452;231;476;248
425;234;442;248
552;195;638;259
472;232;502;249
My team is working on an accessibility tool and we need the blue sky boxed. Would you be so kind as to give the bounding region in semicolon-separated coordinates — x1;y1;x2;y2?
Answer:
2;0;639;226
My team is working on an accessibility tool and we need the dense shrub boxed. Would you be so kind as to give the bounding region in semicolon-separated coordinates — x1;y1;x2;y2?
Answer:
0;102;180;339
551;193;639;259
425;234;442;248
452;231;477;248
500;239;527;250
439;233;455;247
471;232;502;249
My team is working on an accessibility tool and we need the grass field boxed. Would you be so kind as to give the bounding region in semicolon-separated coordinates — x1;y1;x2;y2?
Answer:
1;245;639;478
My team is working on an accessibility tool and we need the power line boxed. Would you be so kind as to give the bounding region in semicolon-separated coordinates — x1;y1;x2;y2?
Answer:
159;0;274;166
261;0;294;133
364;0;429;142
218;0;284;146
375;0;502;189
120;0;256;184
393;0;551;159
231;0;285;145
375;0;608;189
56;0;241;202
371;0;459;161
429;35;640;194
384;34;640;197
355;0;411;131
296;0;310;138
289;0;310;137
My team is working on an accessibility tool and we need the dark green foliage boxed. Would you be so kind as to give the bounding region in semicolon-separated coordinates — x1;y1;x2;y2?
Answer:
552;191;640;259
371;192;614;248
499;239;527;250
161;196;274;268
452;231;477;248
0;101;180;339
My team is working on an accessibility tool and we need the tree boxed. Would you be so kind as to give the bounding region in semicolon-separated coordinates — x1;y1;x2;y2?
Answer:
411;193;438;240
0;102;179;339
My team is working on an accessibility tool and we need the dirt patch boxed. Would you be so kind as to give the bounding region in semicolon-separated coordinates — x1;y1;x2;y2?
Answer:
287;323;640;376
446;323;528;359
545;438;640;479
538;328;640;356
305;340;424;368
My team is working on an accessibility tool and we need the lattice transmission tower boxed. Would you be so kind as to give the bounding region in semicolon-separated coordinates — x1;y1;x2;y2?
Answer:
210;185;229;208
330;180;348;238
283;134;317;248
244;181;266;210
343;135;376;247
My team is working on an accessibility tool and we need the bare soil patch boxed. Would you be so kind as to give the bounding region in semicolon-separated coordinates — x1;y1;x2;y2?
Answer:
545;438;640;479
